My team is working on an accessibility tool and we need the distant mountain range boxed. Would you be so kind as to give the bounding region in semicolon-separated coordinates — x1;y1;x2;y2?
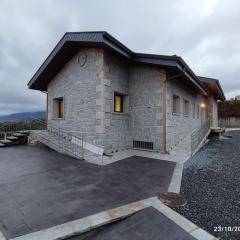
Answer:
0;111;45;122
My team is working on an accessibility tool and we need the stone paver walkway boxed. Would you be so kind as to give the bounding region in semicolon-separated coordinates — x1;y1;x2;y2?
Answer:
9;197;217;240
73;207;197;240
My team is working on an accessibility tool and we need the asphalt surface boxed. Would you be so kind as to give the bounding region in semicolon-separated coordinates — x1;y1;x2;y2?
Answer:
68;207;197;240
0;144;175;239
174;131;240;240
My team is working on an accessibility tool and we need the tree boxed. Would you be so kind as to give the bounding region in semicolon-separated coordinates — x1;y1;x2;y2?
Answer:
218;99;240;118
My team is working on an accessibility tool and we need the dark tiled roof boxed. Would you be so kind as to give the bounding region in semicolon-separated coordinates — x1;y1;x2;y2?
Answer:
28;31;219;97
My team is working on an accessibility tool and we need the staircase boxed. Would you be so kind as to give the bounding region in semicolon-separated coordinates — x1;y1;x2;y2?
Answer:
0;119;46;148
0;119;104;163
31;127;104;163
0;131;30;147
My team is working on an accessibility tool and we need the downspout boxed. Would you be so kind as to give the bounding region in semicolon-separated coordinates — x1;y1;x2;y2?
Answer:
162;70;186;154
162;77;168;154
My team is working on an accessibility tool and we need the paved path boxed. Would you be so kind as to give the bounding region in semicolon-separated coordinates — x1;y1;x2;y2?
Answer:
0;145;175;239
68;207;197;240
174;130;240;240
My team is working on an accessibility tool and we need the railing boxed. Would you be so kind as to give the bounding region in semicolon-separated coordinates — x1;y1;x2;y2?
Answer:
191;119;211;155
33;124;85;160
0;118;46;133
0;118;46;140
0;118;85;160
0;118;104;163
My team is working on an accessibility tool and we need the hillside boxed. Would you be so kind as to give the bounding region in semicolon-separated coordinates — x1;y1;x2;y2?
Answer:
0;111;45;122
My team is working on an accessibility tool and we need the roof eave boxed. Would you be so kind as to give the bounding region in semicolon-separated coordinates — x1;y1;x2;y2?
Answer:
27;32;218;96
198;76;226;101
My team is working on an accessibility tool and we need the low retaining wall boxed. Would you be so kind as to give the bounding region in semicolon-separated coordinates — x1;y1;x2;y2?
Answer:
219;117;240;128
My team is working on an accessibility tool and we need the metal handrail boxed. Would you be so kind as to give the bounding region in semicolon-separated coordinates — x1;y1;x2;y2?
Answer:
0;118;47;133
35;124;85;160
0;118;84;159
0;122;14;131
33;130;84;160
191;119;211;155
0;118;103;162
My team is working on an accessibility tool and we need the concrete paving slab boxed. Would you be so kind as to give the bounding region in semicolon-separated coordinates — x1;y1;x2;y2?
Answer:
0;145;175;239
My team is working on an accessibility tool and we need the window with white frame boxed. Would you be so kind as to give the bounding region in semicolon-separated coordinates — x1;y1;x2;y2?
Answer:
173;95;180;114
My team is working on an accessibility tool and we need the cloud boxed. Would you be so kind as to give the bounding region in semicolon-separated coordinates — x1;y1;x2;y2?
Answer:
0;0;239;115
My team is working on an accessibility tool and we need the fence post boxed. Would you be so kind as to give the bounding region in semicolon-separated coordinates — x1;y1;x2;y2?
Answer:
82;134;84;160
58;128;60;147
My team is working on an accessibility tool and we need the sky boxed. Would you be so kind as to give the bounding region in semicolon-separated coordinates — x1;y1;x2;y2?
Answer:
0;0;240;115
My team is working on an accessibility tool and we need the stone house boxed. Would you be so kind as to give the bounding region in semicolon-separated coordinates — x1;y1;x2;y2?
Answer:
28;32;225;157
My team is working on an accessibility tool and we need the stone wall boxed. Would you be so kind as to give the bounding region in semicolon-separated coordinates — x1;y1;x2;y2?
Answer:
47;49;166;154
129;66;165;151
207;96;218;127
47;48;103;145
166;79;207;150
102;52;130;154
101;52;165;153
219;117;240;127
47;47;215;156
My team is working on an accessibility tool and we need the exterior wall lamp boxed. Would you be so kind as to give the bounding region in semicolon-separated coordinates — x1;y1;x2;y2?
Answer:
200;103;206;108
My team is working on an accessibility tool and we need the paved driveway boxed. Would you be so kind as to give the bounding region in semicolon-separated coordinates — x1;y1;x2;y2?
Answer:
0;145;175;239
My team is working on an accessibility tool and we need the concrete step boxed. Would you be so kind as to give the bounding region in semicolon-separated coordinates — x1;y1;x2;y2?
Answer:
0;139;12;144
17;131;30;134
7;136;19;140
12;133;26;137
0;131;29;147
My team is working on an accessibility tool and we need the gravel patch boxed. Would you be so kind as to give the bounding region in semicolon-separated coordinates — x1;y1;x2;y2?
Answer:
173;131;240;240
